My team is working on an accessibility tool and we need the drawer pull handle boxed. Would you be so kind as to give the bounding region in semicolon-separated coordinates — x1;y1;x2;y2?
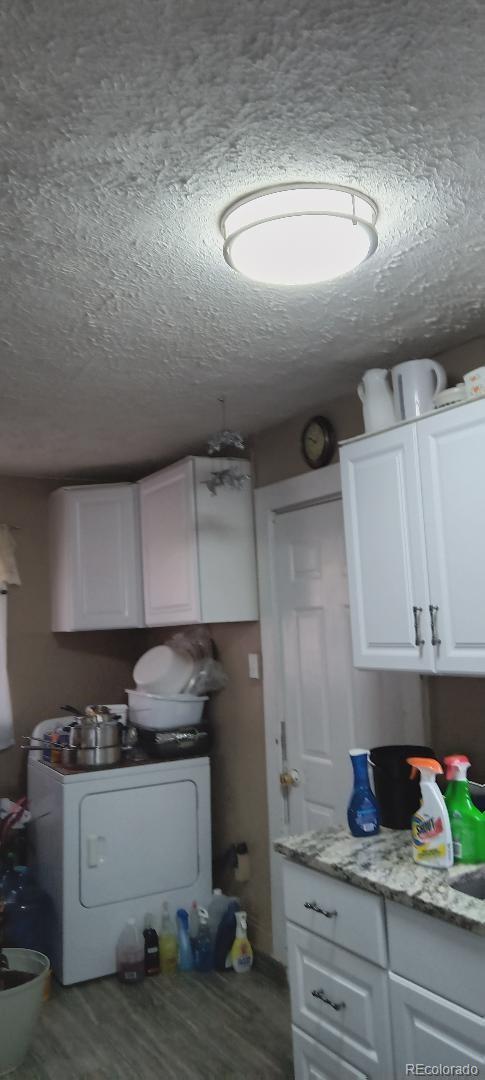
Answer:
311;988;346;1012
304;901;337;918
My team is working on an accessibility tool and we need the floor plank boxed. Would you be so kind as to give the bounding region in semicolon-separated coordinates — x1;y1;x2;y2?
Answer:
14;968;294;1080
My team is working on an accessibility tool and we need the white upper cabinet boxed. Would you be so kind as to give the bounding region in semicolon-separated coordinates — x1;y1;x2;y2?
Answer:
139;457;258;626
341;397;485;675
418;399;485;674
340;425;433;671
49;484;143;631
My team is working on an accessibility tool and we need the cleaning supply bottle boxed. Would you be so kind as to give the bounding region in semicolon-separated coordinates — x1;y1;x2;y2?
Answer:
143;913;160;976
116;919;145;983
208;888;239;944
176;908;194;971
229;911;253;974
347;749;380;837
444;755;485;863
213;899;240;972
193;907;213;972
189;900;200;943
159;900;178;975
208;888;227;942
407;757;454;868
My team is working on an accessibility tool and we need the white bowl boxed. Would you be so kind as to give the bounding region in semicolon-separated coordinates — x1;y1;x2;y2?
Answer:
127;689;207;731
133;646;194;696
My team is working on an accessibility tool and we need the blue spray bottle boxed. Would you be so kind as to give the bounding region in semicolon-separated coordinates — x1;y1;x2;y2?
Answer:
347;749;380;837
176;908;194;971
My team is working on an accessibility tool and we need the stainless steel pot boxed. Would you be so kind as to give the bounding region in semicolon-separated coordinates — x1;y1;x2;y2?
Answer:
61;744;121;768
63;716;122;768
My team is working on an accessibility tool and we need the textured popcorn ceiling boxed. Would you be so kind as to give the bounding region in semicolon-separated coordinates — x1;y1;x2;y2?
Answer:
1;0;485;477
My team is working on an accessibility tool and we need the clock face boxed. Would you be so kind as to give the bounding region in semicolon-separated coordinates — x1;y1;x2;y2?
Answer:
301;416;335;469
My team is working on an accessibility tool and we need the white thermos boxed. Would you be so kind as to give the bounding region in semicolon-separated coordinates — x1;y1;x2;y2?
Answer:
392;359;447;420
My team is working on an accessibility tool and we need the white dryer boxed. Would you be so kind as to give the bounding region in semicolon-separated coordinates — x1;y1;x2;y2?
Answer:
28;749;212;985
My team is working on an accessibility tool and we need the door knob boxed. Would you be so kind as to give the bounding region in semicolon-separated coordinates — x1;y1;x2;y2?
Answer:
280;769;300;789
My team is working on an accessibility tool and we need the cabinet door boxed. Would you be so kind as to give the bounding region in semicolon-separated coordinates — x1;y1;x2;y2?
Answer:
418;399;485;673
51;484;143;630
293;1027;368;1080
139;460;201;626
287;923;394;1079
341;426;433;671
390;973;485;1076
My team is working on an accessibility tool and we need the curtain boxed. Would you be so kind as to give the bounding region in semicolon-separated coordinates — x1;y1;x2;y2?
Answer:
0;526;21;752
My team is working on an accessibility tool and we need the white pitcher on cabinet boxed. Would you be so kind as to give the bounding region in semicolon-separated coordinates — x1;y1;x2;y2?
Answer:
392;358;447;420
357;369;396;433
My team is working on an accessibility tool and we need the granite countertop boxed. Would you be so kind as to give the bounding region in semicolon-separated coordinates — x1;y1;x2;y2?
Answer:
275;827;485;936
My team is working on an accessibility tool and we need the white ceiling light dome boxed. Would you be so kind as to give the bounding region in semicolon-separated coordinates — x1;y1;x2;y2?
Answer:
221;183;378;286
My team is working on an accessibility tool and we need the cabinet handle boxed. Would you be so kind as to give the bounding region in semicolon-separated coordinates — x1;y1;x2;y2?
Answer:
311;988;346;1011
304;901;337;918
412;605;424;647
429;605;441;646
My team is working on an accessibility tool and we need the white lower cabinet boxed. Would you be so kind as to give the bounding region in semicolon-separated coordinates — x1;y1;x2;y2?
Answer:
287;922;394;1079
390;973;485;1078
292;1026;368;1080
284;862;485;1080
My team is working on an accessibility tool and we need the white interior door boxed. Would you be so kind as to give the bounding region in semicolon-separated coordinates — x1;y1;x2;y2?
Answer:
275;500;353;832
274;498;424;837
257;469;425;962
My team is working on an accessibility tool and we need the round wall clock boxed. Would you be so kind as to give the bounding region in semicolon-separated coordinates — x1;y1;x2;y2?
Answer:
301;415;336;469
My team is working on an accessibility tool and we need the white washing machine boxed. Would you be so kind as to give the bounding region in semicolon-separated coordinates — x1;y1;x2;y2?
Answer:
28;728;212;985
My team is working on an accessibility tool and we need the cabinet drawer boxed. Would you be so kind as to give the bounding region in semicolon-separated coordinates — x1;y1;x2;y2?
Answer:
387;900;485;1017
390;973;485;1076
283;860;387;967
292;1026;368;1080
287;922;394;1079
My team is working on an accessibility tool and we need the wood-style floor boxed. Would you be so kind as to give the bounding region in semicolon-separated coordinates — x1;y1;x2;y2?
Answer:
15;967;294;1080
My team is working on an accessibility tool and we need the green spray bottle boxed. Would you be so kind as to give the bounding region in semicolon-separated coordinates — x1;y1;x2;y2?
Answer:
444;755;485;863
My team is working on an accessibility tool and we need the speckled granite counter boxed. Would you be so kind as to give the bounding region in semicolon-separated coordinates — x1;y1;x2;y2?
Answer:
275;827;485;936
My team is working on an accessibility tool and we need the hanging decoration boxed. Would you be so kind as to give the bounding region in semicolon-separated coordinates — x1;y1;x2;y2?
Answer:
204;398;250;495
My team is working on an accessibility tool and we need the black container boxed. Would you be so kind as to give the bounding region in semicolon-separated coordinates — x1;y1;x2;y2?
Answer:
370;744;435;829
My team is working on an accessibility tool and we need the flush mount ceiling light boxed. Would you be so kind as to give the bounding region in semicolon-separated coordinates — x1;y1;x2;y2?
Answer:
221;184;378;286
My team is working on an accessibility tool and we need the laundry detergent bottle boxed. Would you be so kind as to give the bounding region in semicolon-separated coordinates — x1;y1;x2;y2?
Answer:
347;749;380;837
407;757;453;868
444;755;485;863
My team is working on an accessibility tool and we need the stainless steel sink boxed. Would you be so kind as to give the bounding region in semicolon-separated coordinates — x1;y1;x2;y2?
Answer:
450;869;485;900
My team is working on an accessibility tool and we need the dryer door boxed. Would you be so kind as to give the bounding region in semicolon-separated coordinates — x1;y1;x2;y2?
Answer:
80;780;198;907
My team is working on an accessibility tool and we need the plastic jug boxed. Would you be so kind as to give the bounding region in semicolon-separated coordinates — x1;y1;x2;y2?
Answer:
116;919;145;983
208;888;239;943
357;369;396;433
392;358;447;420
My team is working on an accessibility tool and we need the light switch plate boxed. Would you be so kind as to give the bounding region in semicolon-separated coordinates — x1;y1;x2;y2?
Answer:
248;653;260;680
